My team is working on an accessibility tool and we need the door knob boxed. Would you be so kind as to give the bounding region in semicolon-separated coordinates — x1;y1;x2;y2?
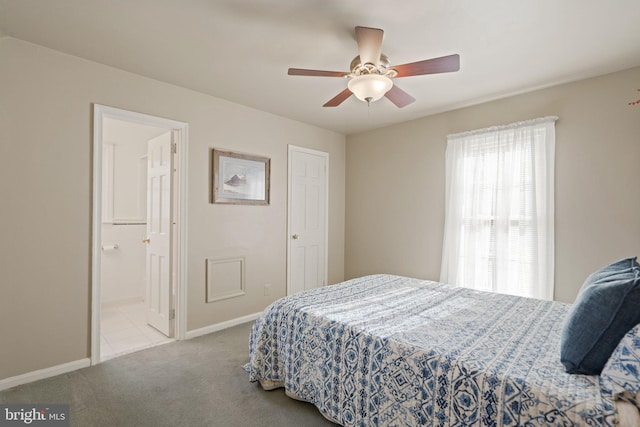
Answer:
292;234;299;240
142;238;151;244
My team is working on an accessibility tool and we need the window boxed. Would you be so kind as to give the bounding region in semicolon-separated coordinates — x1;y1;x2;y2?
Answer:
440;117;557;300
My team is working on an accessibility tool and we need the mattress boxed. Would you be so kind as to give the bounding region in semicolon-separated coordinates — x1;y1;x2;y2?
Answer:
248;274;620;426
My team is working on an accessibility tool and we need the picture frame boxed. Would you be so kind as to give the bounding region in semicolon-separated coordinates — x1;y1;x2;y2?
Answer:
211;148;270;205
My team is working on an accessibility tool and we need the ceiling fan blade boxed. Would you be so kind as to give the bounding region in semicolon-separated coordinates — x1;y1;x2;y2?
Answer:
385;85;416;108
355;26;383;66
392;54;460;77
288;68;349;77
323;88;353;107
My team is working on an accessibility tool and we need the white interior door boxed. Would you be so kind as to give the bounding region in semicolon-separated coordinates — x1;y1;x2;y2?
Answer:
288;146;328;295
145;131;173;336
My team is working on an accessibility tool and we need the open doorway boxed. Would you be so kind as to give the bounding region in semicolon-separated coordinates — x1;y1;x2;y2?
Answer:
91;105;188;364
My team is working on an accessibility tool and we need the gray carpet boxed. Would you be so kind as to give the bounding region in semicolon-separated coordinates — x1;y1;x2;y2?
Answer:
0;322;336;427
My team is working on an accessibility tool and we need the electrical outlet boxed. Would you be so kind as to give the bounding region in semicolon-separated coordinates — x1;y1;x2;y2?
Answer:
264;284;271;296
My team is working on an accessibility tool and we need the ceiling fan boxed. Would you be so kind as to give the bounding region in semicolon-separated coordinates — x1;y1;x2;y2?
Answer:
288;26;460;108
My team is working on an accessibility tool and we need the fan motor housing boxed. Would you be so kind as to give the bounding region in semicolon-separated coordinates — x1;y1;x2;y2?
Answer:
350;54;392;75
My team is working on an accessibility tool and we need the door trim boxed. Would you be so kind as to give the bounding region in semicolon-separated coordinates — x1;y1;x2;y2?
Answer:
286;145;329;295
91;104;189;365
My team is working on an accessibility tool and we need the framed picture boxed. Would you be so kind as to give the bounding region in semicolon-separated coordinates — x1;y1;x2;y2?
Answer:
211;149;270;205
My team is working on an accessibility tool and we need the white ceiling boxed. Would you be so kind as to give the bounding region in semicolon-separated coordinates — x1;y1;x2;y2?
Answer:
1;0;639;135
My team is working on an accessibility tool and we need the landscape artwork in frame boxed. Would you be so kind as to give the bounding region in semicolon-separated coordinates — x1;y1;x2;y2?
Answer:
211;149;270;205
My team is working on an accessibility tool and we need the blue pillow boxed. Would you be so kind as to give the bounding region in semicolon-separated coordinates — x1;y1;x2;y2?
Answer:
560;257;640;375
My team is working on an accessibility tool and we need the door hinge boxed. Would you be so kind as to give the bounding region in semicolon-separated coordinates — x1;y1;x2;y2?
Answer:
170;309;175;320
171;142;177;154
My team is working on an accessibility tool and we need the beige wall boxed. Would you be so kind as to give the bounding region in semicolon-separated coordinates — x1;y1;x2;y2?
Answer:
346;66;640;303
0;38;345;380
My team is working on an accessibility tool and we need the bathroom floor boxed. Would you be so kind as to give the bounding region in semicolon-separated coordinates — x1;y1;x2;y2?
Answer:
100;300;173;361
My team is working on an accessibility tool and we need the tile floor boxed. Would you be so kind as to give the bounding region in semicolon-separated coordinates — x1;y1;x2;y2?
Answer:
100;300;173;361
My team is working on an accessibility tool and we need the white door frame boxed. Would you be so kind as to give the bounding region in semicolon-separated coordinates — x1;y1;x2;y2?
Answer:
286;145;329;295
91;104;189;365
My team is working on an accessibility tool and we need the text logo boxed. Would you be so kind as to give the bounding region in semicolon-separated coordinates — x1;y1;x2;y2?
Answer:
0;405;69;427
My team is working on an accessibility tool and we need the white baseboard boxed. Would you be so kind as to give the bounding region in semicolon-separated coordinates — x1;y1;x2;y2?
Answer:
185;312;261;340
0;358;90;392
101;296;144;310
0;313;261;391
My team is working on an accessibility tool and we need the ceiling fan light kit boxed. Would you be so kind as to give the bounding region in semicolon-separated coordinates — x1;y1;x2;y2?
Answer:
288;26;460;108
347;74;393;104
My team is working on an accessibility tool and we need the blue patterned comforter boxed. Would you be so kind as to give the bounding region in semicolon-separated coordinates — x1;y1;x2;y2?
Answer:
248;275;618;426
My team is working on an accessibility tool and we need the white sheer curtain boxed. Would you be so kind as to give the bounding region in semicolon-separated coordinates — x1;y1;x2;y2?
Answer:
440;116;557;300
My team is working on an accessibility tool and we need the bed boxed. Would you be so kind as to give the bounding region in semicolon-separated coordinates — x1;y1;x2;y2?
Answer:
247;274;640;426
